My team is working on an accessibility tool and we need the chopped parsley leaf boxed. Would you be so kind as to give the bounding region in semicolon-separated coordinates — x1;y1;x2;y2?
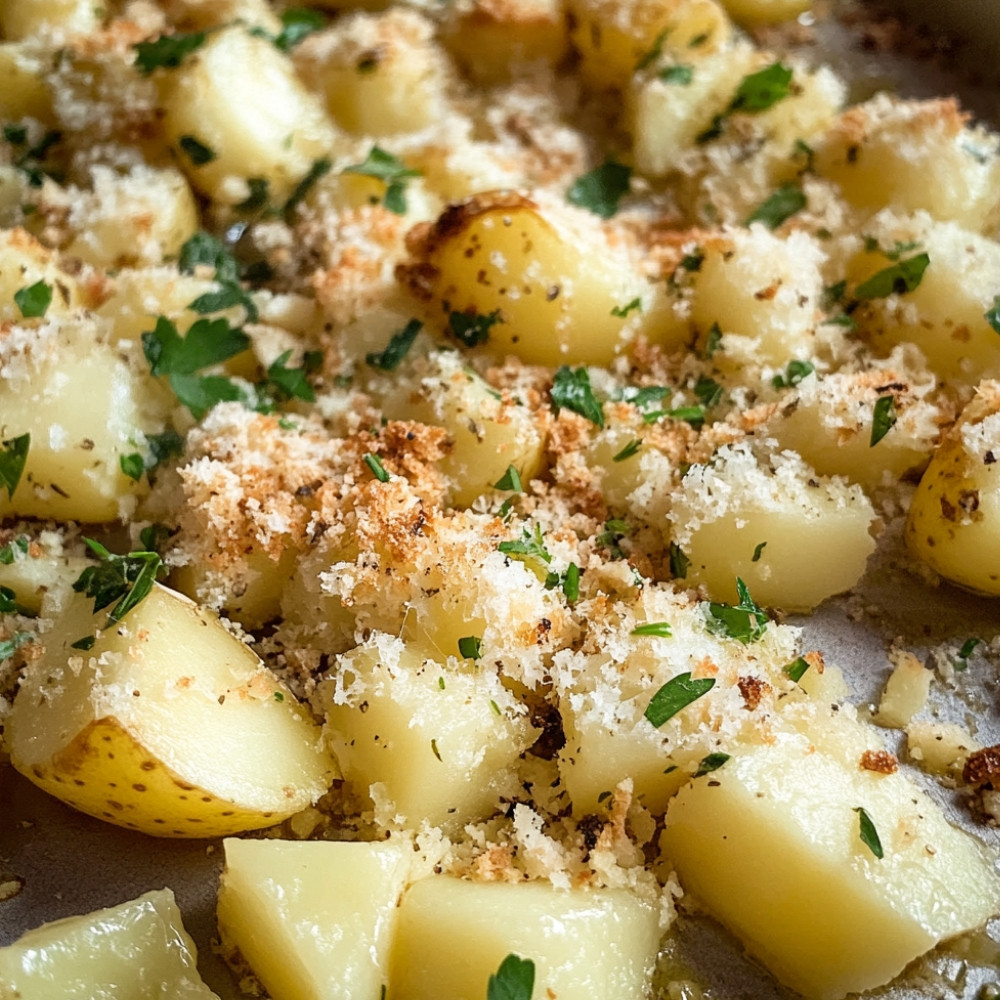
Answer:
494;465;523;492
958;637;982;661
854;806;884;859
70;635;96;651
146;429;185;468
237;178;271;213
120;453;145;481
430;738;442;761
0;585;18;614
551;366;604;427
487;954;535;1000
567;160;632;219
499;523;551;564
133;31;206;75
707;578;768;644
771;359;815;389
745;183;806;229
617;384;671;412
143;315;250;378
364;453;390;483
611;297;642;318
751;541;767;562
985;296;1000;335
703;322;723;358
645;672;716;727
870;395;897;447
72;540;166;627
669;542;690;579
697;62;793;142
343;147;419;215
366;318;422;371
613;439;642;462
282;157;333;218
693;375;723;408
0;631;32;662
449;308;502;347
257;350;318;408
273;7;327;51
15;280;53;318
660;64;694;85
561;562;580;603
188;279;259;323
854;253;930;300
665;404;706;429
178;231;240;283
0;536;29;566
679;250;704;272
695;752;730;776
0;434;30;500
784;656;810;682
139;522;175;552
458;635;482;659
634;28;669;71
632;621;672;638
178;135;216;166
596;518;628;559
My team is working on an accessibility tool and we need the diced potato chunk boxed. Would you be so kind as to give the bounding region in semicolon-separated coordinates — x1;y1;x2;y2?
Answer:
7;583;335;837
873;649;931;729
906;721;980;777
0;532;88;615
217;838;412;1000
718;0;810;26
0;0;101;39
660;733;1000;1000
905;380;1000;593
319;634;536;831
0;228;86;323
389;876;661;1000
0;889;218;999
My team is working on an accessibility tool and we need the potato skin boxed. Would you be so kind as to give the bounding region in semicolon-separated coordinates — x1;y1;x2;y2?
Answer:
905;380;1000;594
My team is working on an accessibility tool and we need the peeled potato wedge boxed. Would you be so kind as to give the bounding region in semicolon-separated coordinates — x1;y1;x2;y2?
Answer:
0;888;218;999
7;582;335;837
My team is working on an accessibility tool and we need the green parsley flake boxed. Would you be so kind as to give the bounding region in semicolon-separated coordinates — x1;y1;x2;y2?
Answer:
695;752;730;777
660;64;694;85
133;31;206;75
985;296;1000;335
494;465;523;492
0;537;29;566
257;350;318;409
363;453;390;483
703;322;723;358
0;434;30;500
487;954;535;1000
697;62;793;142
566;160;632;219
366;318;422;371
771;359;814;389
751;541;767;562
634;28;669;71
854;253;930;300
282;157;333;219
854;806;884;859
958;637;982;660
551;366;604;427
611;297;642;318
0;585;17;614
449;309;502;347
178;231;240;282
783;656;810;683
707;578;768;644
72;540;166;628
632;621;673;638
613;439;642;462
458;635;482;660
178;135;216;166
745;183;806;229
15;279;53;318
430;738;442;761
343;147;419;215
273;7;327;51
0;631;32;662
645;672;716;728
499;523;551;564
139;523;175;552
561;562;580;603
70;635;96;651
120;453;145;482
669;542;690;579
870;395;897;447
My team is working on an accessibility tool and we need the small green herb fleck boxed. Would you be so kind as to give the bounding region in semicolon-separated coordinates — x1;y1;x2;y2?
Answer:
632;621;672;638
458;635;482;660
669;542;690;579
958;637;982;660
870;395;897;447
985;297;1000;335
430;738;442;761
120;453;145;481
489;699;501;716
139;523;174;552
438;676;445;689
771;359;815;389
273;691;285;702
0;537;29;566
695;752;730;776
366;318;422;371
449;309;502;348
178;231;240;282
343;147;419;215
0;632;32;661
282;157;333;219
751;541;766;562
488;954;535;1000
854;253;930;300
551;366;604;427
363;453;390;483
854;806;884;859
784;656;810;682
237;178;270;213
597;789;612;803
72;540;166;627
645;672;716;727
561;562;580;603
732;62;794;112
666;404;706;429
499;523;551;564
634;28;669;71
613;439;642;462
133;31;206;74
178;135;216;166
703;322;723;358
14;280;52;318
596;518;628;559
617;385;672;414
745;183;806;229
0;585;17;613
71;635;96;651
0;434;30;500
679;250;704;272
273;7;327;51
494;465;523;492
660;64;694;85
567;160;632;219
693;375;723;409
707;578;768;644
611;297;642;318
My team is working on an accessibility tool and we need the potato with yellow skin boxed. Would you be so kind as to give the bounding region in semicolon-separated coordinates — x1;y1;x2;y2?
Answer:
398;192;646;367
906;380;1000;594
7;582;335;837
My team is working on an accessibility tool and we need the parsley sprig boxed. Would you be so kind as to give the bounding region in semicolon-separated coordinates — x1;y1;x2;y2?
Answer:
72;540;166;629
707;578;768;644
0;434;30;500
645;672;716;727
14;280;52;318
698;62;794;143
551;367;604;427
343;147;420;215
487;954;535;1000
567;160;632;219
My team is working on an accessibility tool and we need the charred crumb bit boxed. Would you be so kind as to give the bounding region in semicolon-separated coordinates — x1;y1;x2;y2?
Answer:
860;749;899;774
737;675;771;711
578;813;604;853
963;745;1000;787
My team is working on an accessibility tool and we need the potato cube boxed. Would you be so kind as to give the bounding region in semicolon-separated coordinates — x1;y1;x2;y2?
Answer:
660;733;1000;1000
0;889;218;999
873;649;931;729
217;838;412;1000
319;634;536;831
389;876;661;1000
